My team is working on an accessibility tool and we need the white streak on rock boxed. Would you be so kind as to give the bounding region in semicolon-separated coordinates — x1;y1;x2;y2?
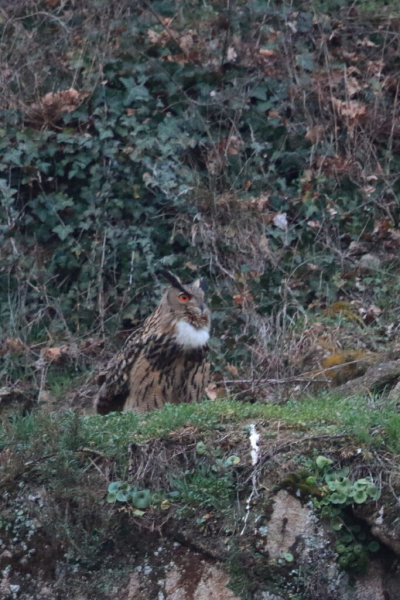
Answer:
241;423;260;535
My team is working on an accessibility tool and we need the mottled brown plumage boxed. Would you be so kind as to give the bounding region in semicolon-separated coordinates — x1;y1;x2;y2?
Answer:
95;273;210;414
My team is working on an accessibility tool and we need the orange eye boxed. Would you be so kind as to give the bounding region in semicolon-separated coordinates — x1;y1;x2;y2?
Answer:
178;292;192;302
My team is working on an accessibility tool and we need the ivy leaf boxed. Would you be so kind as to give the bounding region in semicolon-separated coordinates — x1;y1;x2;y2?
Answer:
296;53;315;71
52;224;74;241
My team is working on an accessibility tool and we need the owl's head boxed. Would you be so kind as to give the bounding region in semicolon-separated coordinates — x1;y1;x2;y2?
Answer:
159;270;211;330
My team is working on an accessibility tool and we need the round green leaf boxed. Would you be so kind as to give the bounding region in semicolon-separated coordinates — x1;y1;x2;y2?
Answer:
368;487;381;501
330;517;343;531
106;493;116;503
132;489;152;509
196;442;207;455
281;553;294;563
116;490;129;502
335;480;352;495
306;476;316;485
316;456;333;469
338;467;350;477
368;541;380;553
108;482;121;493
329;492;347;504
353;490;368;504
353;481;368;491
224;455;240;467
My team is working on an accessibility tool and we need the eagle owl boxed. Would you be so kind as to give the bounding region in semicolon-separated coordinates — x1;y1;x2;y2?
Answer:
95;271;211;414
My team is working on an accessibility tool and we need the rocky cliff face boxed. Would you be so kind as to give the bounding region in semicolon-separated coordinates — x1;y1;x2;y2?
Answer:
1;409;400;600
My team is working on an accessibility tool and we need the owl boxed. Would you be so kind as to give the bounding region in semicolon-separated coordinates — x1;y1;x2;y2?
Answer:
95;271;211;414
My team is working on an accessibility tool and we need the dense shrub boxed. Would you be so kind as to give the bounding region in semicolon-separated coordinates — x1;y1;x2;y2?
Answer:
1;0;400;371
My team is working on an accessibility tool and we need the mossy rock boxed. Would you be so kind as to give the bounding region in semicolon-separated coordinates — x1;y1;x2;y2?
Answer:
320;350;375;386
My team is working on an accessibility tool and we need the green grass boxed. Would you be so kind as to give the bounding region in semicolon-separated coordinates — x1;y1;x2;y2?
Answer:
1;394;398;574
85;393;400;454
2;394;400;473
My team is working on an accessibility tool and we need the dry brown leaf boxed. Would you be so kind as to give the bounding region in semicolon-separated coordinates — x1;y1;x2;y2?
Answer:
373;219;393;236
79;338;103;355
201;512;214;520
147;28;169;46
232;293;253;306
346;76;361;97
357;37;377;47
305;125;325;144
307;220;322;229
28;88;90;124
179;32;196;52
332;98;367;119
5;338;26;354
226;364;239;378
185;261;198;271
259;235;270;256
358;304;382;324
244;180;252;191
225;135;242;155
268;110;280;119
40;347;63;362
259;49;276;57
251;194;270;211
35;88;88;113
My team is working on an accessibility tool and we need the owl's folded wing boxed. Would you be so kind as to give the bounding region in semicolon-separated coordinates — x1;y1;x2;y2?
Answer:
95;332;144;415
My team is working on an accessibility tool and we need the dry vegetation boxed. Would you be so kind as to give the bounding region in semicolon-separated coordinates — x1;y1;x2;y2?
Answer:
2;4;400;597
1;0;400;408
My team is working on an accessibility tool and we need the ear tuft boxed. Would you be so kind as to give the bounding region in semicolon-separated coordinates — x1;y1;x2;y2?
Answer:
157;269;186;293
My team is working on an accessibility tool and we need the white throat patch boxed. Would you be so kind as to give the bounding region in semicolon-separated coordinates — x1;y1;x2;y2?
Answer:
175;321;210;348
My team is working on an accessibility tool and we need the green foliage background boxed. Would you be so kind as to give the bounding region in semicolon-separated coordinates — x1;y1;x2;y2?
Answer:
1;0;400;353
